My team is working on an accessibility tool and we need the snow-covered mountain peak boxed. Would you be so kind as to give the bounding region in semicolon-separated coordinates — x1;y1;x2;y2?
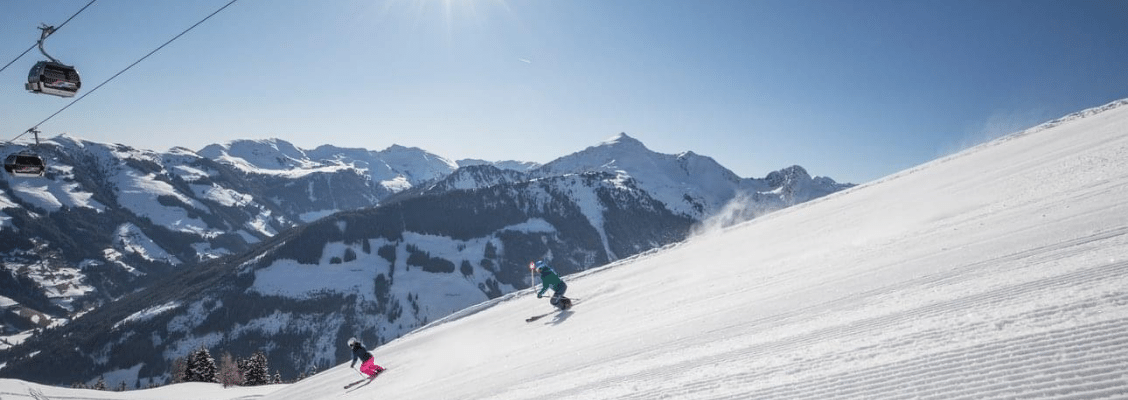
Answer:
374;144;458;182
381;144;414;152
48;134;166;165
48;132;80;144
167;146;198;156
539;133;839;219
596;132;648;150
216;138;303;155
45;132;88;149
198;138;320;172
543;133;658;173
377;144;455;164
765;165;811;187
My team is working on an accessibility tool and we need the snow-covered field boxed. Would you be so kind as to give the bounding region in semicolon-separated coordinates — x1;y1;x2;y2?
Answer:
3;99;1128;399
0;381;282;400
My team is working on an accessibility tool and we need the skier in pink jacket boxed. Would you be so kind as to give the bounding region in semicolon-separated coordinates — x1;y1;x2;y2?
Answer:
348;337;385;378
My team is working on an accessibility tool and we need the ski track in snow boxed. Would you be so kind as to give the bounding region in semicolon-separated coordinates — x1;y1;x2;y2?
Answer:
545;260;1128;400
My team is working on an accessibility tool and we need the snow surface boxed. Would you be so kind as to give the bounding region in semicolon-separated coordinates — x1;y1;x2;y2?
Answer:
0;331;33;351
297;209;339;223
114;223;183;266
0;295;16;308
10;259;95;303
113;302;182;330
114;170;212;235
4;99;1128;399
245;207;279;238
0;192;15;209
0;191;14;228
0;380;282;400
379;175;412;192
189;183;252;207
5;179;104;213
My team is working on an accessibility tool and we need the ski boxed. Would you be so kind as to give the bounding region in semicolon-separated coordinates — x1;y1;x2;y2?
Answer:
526;298;580;322
344;369;386;389
525;312;553;323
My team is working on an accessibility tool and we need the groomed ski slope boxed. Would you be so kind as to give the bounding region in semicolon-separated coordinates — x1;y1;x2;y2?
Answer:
3;99;1128;399
270;100;1128;399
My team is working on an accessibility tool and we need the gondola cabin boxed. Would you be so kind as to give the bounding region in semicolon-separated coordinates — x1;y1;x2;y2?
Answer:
26;61;80;98
4;151;47;177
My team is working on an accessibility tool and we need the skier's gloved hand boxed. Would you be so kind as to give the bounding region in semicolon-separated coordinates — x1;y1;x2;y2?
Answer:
537;294;542;298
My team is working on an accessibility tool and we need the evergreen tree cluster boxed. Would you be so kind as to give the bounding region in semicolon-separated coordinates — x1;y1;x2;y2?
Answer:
180;347;279;388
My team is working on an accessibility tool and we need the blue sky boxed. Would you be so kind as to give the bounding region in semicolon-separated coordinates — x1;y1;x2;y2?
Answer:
2;0;1126;184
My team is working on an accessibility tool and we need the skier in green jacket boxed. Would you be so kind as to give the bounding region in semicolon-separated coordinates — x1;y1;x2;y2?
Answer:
534;260;572;310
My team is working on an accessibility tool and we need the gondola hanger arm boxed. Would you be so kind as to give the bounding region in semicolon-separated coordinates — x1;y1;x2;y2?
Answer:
37;24;60;63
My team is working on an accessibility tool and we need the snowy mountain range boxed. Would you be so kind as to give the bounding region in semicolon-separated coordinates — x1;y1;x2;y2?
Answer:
0;133;850;385
1;99;1124;400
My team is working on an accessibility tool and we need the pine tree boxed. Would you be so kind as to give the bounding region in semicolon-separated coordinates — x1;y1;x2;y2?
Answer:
183;352;199;382
94;376;107;391
186;347;218;383
274;370;282;384
241;351;270;386
184;352;198;382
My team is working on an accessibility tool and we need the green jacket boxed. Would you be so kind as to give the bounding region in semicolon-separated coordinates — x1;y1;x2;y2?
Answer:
537;268;564;297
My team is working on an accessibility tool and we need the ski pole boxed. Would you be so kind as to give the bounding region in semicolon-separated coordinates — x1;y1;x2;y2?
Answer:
529;261;536;296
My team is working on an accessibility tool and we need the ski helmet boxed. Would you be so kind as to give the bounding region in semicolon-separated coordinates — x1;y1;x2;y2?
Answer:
535;260;548;271
347;337;359;347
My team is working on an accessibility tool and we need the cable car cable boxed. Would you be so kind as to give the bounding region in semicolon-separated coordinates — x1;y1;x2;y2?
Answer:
5;0;239;146
0;0;96;75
